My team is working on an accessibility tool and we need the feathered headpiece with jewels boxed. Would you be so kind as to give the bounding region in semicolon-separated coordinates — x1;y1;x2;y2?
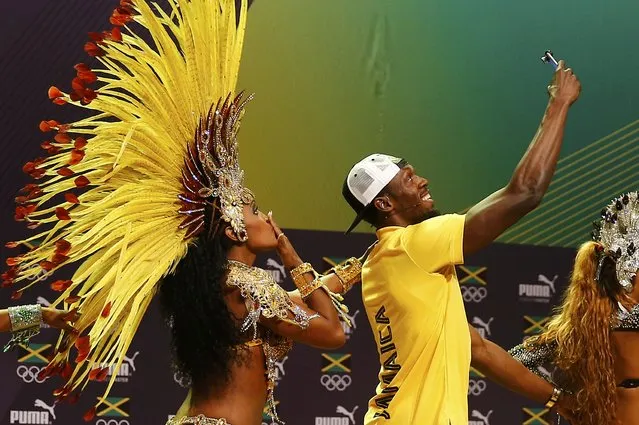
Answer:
181;94;255;242
3;0;250;415
592;191;639;290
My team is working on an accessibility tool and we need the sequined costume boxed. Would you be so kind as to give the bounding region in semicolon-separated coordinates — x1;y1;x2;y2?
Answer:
164;254;358;425
616;302;639;331
168;417;230;425
510;304;639;388
226;260;319;421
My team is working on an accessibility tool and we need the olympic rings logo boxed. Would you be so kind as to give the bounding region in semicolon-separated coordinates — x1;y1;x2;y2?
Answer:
320;374;352;391
16;365;48;384
96;420;130;425
461;286;488;303
468;379;487;396
26;269;47;281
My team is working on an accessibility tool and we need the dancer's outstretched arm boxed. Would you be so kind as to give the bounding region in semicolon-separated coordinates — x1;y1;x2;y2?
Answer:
0;306;77;333
469;325;574;421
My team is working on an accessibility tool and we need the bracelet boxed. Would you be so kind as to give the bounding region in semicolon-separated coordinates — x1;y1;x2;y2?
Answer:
290;304;320;329
331;257;362;294
290;262;313;280
9;304;42;331
3;304;43;352
290;262;319;290
298;278;323;299
544;386;562;409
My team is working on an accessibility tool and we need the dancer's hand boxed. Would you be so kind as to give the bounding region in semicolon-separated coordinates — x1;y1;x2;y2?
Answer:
267;211;303;270
547;60;581;106
42;307;79;333
554;393;576;423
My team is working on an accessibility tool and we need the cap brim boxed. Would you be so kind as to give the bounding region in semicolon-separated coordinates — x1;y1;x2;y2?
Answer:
345;204;370;234
343;156;406;235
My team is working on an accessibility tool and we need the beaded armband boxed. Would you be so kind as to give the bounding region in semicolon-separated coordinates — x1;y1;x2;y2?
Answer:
3;304;43;352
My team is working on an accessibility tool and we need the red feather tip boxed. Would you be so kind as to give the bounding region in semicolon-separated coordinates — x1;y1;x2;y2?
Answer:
101;302;112;318
55;207;71;221
74;137;88;149
55;239;72;255
57;167;74;177
65;193;80;204
51;280;73;292
69;149;85;166
48;86;64;100
83;406;96;422
74;175;90;188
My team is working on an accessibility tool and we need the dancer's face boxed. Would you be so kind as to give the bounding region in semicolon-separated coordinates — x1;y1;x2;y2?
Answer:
376;164;438;225
241;202;278;251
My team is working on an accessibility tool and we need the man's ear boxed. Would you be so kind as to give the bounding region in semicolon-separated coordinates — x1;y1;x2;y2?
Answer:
373;195;393;213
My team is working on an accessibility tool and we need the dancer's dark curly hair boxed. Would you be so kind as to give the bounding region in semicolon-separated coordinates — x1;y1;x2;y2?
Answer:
159;200;244;395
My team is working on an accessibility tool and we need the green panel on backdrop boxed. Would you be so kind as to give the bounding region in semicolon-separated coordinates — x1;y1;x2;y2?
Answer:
235;0;639;247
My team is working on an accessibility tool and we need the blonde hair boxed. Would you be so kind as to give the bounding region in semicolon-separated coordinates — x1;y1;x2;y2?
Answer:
529;241;628;425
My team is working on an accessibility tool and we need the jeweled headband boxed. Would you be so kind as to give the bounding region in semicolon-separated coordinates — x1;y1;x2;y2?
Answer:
592;191;639;290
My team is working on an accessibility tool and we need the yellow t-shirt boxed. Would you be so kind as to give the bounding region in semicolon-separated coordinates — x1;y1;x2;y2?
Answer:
362;214;470;425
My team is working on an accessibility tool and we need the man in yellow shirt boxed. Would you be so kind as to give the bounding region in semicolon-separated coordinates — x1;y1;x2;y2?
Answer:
342;62;580;424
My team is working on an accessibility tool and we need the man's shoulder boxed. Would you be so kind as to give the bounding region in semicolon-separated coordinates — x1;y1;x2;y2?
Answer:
406;213;465;232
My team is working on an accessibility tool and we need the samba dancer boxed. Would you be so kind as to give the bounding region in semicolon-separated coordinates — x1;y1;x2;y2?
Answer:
3;1;364;424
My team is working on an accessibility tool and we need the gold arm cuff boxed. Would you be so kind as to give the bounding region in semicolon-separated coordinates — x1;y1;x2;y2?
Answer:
299;278;323;299
290;262;319;290
331;257;362;294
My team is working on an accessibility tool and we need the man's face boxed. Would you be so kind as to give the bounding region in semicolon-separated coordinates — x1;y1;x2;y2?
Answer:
382;165;438;225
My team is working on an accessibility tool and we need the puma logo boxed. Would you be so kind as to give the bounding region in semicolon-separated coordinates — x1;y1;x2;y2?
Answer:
336;405;358;424
34;399;56;420
538;274;558;293
266;259;286;276
472;317;494;336
266;259;286;283
123;351;139;372
342;309;360;335
471;409;492;425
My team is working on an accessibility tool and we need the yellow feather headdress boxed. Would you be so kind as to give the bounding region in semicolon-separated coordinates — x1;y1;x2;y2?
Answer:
3;0;249;413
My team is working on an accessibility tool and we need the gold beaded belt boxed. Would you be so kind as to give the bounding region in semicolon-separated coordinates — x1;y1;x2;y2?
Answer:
166;415;230;425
